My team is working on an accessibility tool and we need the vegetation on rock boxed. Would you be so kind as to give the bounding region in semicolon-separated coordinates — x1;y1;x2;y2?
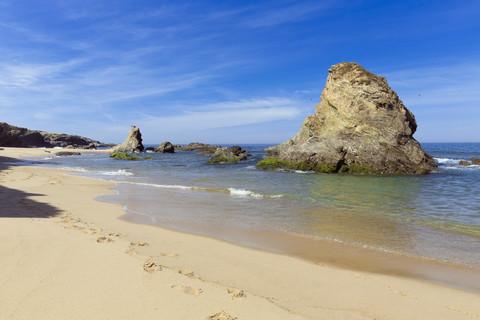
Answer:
255;158;378;174
206;155;242;164
109;152;142;160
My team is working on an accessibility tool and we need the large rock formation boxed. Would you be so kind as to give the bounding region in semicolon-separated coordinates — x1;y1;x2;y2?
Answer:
264;62;437;174
113;125;144;153
0;122;104;148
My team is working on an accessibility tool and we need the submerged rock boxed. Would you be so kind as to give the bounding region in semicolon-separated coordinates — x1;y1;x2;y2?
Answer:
459;160;472;166
154;141;175;153
263;62;437;174
113;125;144;153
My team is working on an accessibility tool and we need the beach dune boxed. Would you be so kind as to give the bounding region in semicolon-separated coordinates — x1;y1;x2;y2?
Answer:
0;147;479;319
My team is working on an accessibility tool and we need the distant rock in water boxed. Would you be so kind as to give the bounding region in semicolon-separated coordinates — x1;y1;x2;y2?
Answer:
154;141;175;153
459;160;471;166
207;146;250;164
176;142;221;155
0;122;104;148
114;125;144;153
55;151;81;156
471;157;480;165
263;62;437;174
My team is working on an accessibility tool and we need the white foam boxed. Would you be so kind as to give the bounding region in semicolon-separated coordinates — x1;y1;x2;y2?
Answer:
60;166;88;173
228;188;282;199
294;170;315;174
435;157;459;165
100;169;134;176
131;182;193;190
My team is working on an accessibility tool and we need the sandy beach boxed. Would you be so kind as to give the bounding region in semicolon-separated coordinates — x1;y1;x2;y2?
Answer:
1;147;479;320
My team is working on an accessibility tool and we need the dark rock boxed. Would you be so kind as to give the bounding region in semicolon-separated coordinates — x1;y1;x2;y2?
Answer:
176;142;221;155
0;122;103;148
206;146;249;163
154;141;175;153
471;157;480;165
264;62;437;174
83;143;97;150
55;151;81;156
145;147;155;151
113;125;144;153
459;160;472;166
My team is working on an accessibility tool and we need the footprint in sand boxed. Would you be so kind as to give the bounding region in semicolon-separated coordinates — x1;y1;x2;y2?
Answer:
162;253;178;258
171;285;201;296
108;232;124;237
227;288;246;299
143;260;162;273
125;247;137;256
130;241;149;247
178;269;196;278
206;311;238;320
96;236;113;243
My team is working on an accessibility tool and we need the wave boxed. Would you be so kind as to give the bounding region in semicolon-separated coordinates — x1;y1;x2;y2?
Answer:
434;157;480;170
60;166;88;172
435;157;460;165
100;169;134;176
118;182;282;199
59;166;134;176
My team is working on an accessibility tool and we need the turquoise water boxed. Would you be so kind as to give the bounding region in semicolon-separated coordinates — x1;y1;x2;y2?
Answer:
33;143;480;268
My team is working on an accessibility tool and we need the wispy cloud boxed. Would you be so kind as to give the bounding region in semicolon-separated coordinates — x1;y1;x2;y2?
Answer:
141;97;303;130
244;2;332;28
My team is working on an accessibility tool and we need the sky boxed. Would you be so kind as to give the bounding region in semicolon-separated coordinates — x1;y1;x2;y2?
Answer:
1;0;479;144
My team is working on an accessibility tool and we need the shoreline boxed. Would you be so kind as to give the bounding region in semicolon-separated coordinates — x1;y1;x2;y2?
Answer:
121;205;480;293
1;147;479;319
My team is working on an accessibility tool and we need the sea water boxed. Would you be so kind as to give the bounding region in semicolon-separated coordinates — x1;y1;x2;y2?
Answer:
32;143;480;271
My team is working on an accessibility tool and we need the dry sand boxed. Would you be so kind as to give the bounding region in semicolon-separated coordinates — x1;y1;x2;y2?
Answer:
0;147;479;320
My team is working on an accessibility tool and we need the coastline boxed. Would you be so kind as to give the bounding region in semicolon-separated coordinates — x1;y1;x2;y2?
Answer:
1;147;479;319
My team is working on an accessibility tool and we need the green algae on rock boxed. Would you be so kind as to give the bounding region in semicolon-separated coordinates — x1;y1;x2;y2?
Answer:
109;152;143;160
255;158;378;174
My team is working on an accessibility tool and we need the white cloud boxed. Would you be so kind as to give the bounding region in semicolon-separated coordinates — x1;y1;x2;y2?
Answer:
141;98;302;129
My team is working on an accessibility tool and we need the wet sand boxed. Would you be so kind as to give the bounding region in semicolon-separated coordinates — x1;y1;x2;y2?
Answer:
1;147;479;319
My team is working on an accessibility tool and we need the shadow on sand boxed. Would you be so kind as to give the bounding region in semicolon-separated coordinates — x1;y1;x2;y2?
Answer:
0;155;61;218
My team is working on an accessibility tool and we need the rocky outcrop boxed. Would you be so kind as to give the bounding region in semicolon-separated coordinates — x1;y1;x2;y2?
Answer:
471;157;480;165
459;160;472;166
176;142;221;155
113;126;144;153
207;146;250;163
264;62;437;174
0;122;104;148
55;151;81;156
154;141;175;153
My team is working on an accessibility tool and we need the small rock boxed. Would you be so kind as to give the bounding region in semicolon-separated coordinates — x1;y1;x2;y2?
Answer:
471;157;480;165
459;160;472;166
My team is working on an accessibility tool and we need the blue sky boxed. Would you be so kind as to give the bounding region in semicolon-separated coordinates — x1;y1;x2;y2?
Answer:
1;0;479;144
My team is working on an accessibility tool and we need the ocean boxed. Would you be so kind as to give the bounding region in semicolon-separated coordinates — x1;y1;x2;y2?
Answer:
31;143;480;282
